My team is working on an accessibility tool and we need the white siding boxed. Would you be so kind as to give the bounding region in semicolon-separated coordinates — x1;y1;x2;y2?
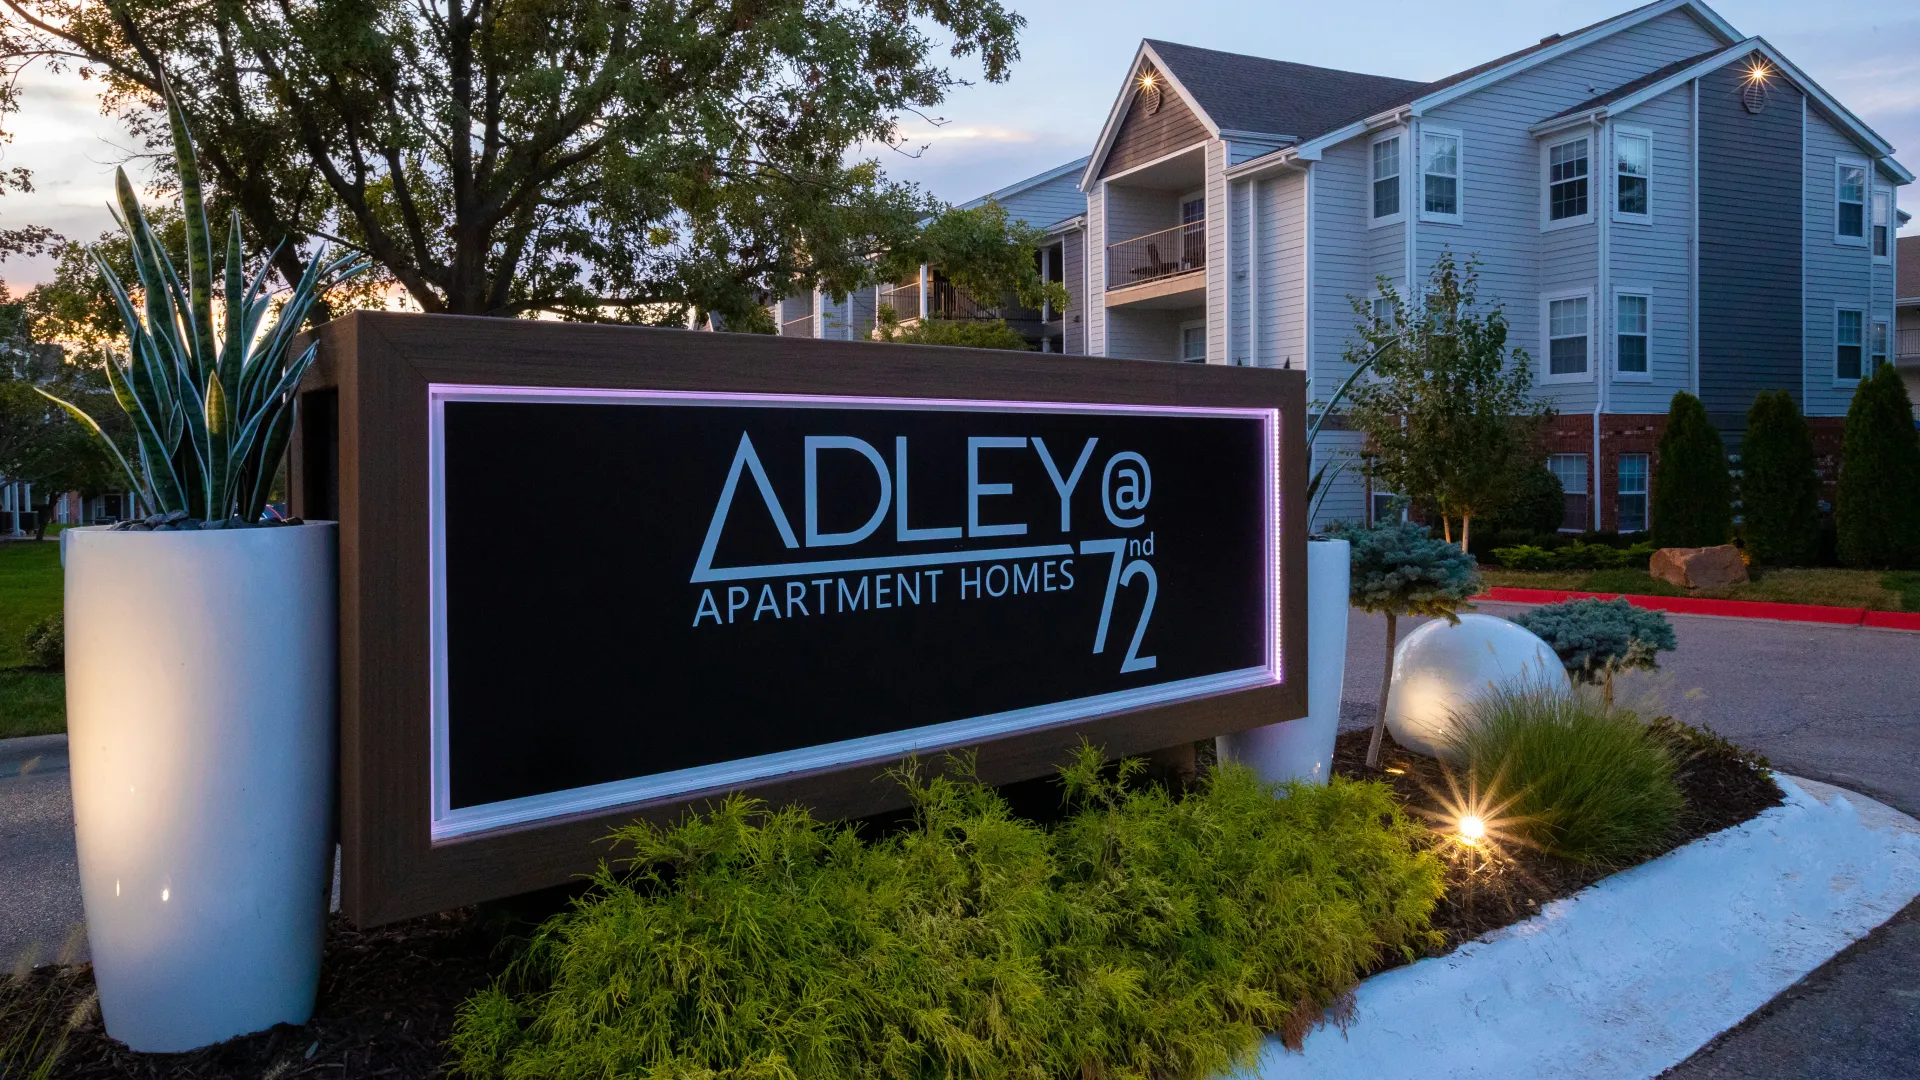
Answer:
1803;106;1877;417
1206;140;1229;363
1088;186;1107;355
1608;85;1697;414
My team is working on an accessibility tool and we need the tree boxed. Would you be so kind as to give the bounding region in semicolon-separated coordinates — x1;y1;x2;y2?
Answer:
1835;364;1920;569
1490;461;1564;536
3;0;1031;329
1650;392;1732;548
1345;251;1548;553
1739;390;1820;566
1329;520;1482;768
1511;598;1676;706
0;362;126;538
874;314;1029;351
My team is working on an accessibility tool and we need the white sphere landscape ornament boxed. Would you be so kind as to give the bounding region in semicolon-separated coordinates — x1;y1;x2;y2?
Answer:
1384;613;1565;760
65;523;338;1052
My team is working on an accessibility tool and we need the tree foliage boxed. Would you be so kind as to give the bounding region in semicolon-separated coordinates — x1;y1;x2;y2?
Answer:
1650;391;1732;548
1344;252;1547;551
1739;389;1820;566
1510;598;1676;705
1328;519;1482;767
0;287;128;536
1835;363;1920;569
2;0;1030;327
1491;462;1565;536
874;313;1029;351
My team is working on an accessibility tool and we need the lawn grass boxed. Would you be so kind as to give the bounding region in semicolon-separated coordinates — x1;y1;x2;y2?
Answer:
1481;565;1915;611
0;541;63;668
0;539;66;738
0;671;65;739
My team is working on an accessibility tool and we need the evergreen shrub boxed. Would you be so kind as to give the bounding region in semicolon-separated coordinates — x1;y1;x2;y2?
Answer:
1445;683;1683;864
1739;390;1821;566
1835;364;1920;568
1490;464;1565;535
1509;598;1676;704
1651;392;1733;548
451;750;1444;1080
1490;541;1656;571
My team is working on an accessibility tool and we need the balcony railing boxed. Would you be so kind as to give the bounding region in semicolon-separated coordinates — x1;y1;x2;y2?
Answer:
1898;327;1920;363
879;280;921;320
780;314;816;338
1107;220;1205;289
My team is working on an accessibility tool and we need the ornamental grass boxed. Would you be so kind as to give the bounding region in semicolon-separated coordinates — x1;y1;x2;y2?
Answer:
451;747;1443;1080
1445;683;1684;865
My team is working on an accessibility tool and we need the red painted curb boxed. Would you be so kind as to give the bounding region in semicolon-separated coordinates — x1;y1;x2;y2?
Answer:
1476;586;1920;631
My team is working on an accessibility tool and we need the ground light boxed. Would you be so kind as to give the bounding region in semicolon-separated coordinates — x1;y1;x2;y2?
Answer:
1458;814;1488;845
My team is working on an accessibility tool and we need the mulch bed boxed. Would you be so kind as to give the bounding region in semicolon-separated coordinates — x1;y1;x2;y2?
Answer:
6;725;1785;1079
1332;722;1785;952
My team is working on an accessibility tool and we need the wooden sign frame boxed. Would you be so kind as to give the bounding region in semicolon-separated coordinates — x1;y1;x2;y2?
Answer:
292;311;1308;925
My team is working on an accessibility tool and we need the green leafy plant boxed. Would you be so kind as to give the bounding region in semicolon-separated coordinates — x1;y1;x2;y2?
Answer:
1491;540;1657;572
1836;364;1920;569
873;309;1031;350
1651;392;1733;549
1344;253;1550;551
1330;520;1483;767
450;750;1442;1080
1740;390;1821;566
21;614;61;671
1445;682;1683;864
37;93;365;524
1510;598;1676;705
1490;463;1565;536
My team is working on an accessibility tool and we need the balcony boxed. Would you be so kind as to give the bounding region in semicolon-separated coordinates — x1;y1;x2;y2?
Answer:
1897;328;1920;366
779;313;816;338
1106;220;1206;309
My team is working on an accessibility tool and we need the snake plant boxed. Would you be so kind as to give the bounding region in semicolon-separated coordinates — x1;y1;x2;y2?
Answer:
39;91;366;524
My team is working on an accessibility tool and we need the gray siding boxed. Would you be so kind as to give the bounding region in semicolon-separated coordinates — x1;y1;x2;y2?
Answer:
1608;84;1697;414
1061;226;1087;354
1206;140;1228;362
1698;60;1803;427
1101;70;1211;179
1239;169;1307;369
1087;189;1107;354
1802;105;1881;417
992;170;1088;231
1310;142;1378;408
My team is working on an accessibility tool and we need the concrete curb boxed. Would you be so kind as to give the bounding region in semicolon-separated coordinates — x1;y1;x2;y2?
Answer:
1478;586;1920;631
1252;775;1920;1079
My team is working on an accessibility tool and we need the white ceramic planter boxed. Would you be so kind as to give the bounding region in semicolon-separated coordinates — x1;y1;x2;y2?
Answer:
1218;537;1350;785
64;523;338;1052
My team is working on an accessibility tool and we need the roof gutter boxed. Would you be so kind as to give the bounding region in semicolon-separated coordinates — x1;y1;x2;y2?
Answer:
1224;145;1304;180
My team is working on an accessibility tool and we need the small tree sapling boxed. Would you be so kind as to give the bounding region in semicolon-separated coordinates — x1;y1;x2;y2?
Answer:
1331;520;1483;767
1510;598;1677;706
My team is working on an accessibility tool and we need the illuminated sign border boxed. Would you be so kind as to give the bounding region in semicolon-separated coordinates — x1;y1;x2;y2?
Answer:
426;384;1283;840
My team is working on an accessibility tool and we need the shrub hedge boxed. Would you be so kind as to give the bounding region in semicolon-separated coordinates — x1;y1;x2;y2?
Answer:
1651;392;1733;549
1490;540;1657;571
1836;364;1920;569
451;751;1444;1080
1739;390;1821;566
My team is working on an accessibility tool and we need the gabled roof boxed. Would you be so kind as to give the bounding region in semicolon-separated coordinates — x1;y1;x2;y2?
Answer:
957;157;1089;212
1527;39;1913;183
1139;40;1422;143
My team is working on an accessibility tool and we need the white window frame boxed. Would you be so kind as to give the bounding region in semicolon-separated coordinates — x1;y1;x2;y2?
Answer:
1369;130;1405;228
1833;304;1865;384
1418;125;1464;226
1179;318;1207;363
1542;134;1593;231
1612;286;1653;382
1834;156;1868;246
1872;186;1894;262
1548;453;1590;533
1540;287;1596;383
1617;453;1650;534
1611;125;1652;225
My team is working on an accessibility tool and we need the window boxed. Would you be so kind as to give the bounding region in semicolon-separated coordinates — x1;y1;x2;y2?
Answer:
1617;454;1649;534
1549;454;1589;532
1369;293;1395;326
1370;488;1404;524
1614;128;1650;220
1547;137;1589;223
1616;292;1650;376
1546;294;1591;377
1835;161;1866;242
1836;308;1864;381
1873;189;1893;260
1421;128;1462;223
1371;135;1402;223
1872;320;1889;373
1180;321;1206;363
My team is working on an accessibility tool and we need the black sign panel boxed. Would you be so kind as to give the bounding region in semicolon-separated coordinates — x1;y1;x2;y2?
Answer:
430;387;1279;837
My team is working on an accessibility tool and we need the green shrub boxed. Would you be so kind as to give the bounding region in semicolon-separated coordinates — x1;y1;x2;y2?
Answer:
1492;543;1555;571
1491;464;1564;535
876;311;1031;351
1445;683;1683;865
1836;364;1920;569
1739;390;1821;566
1509;599;1676;704
1490;540;1656;572
22;614;62;671
1651;392;1733;548
451;751;1443;1080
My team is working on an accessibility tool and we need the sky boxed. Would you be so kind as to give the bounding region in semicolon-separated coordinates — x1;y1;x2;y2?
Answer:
1;0;1915;289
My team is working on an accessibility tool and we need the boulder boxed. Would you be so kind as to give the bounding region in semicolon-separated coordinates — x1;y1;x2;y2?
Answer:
1649;544;1749;589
